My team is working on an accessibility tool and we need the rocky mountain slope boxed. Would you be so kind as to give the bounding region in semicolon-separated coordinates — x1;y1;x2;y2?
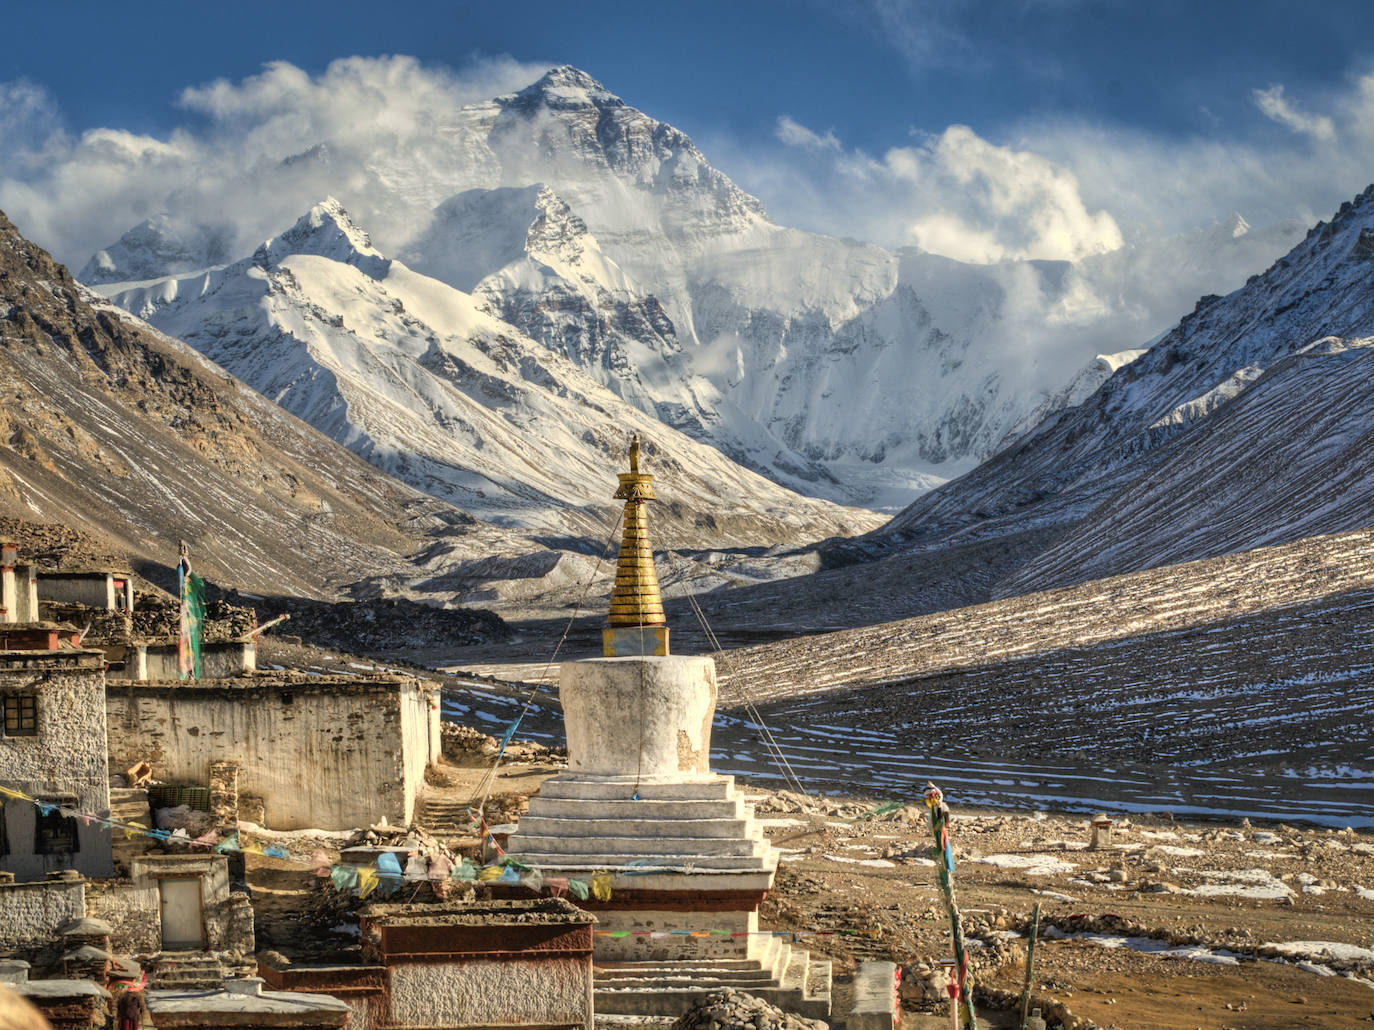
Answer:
845;184;1374;603
0;207;531;599
102;199;877;547
79;66;1305;511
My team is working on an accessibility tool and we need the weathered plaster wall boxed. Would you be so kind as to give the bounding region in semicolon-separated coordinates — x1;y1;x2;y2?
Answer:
388;958;591;1028
0;801;113;882
0;879;85;949
0;657;112;880
13;567;38;623
37;575;115;609
398;681;438;823
141;642;255;682
1;568;14;622
561;657;717;777
105;677;437;829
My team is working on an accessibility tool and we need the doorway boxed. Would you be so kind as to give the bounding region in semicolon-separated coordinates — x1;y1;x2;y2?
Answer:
158;877;205;950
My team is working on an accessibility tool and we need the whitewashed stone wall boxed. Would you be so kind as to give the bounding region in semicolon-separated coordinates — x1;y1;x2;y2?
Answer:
0;879;85;949
105;676;439;830
86;854;252;956
37;573;116;609
0;654;112;880
140;641;256;681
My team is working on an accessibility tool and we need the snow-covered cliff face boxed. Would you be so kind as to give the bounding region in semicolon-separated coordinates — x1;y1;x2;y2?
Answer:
863;184;1374;597
104;199;878;547
81;66;1306;512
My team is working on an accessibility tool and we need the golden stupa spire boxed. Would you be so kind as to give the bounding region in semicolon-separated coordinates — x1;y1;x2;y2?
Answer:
603;434;669;657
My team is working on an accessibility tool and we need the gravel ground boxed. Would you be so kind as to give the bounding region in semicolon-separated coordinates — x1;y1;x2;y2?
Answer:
751;790;1374;1029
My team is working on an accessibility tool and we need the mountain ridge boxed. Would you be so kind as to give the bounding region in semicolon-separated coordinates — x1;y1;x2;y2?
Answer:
101;198;880;548
0;205;530;599
847;183;1374;606
76;65;1308;512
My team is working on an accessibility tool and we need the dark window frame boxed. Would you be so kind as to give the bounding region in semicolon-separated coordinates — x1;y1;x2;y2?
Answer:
2;693;37;737
34;805;79;856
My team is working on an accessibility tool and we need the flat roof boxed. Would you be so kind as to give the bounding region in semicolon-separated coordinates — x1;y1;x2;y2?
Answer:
362;897;594;927
146;985;349;1016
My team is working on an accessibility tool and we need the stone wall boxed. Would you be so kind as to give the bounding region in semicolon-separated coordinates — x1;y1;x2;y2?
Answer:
0;878;85;949
104;675;439;830
0;654;112;881
87;854;253;957
140;641;256;682
398;680;439;823
388;959;591;1029
37;574;115;610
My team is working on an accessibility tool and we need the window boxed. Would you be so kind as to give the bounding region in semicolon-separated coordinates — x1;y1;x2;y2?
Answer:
2;694;36;736
35;806;79;855
0;805;8;857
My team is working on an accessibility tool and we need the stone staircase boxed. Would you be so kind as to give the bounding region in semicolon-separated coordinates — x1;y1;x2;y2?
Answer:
506;776;773;875
506;773;829;1018
413;795;472;835
109;787;155;874
593;934;832;1019
149;952;223;989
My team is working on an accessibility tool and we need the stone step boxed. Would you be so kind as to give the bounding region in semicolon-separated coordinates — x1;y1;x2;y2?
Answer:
150;953;222;989
507;834;767;858
596;948;784;985
843;960;898;1030
505;852;775;873
593;944;831;1020
528;797;748;820
597;970;777;989
597;957;775;975
538;777;737;802
516;815;755;839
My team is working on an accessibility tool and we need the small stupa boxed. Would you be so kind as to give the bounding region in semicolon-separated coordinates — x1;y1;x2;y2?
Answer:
604;434;668;658
502;436;830;1018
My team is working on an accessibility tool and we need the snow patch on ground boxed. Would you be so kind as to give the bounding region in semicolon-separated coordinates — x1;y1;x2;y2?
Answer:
1264;940;1374;963
979;853;1077;876
824;856;897;868
1186;868;1294;899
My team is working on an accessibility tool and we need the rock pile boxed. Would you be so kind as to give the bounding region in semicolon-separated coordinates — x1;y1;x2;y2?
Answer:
133;595;258;642
669;988;827;1030
249;596;508;653
439;723;566;765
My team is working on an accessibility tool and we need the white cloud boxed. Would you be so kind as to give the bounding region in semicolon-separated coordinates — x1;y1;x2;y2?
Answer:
0;80;66;163
1;50;1371;395
887;125;1124;261
776;115;842;151
0;55;549;269
1253;84;1336;141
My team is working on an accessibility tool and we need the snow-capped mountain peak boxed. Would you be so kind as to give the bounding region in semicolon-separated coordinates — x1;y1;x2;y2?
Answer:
78;215;233;285
253;197;387;275
500;65;624;111
95;201;876;546
1223;212;1251;238
76;66;1317;513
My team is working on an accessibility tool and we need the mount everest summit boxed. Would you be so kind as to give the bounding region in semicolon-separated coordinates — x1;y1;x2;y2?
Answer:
79;66;1309;523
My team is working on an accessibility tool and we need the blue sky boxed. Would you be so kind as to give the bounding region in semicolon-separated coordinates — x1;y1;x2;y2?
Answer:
8;1;1372;151
4;0;1374;265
